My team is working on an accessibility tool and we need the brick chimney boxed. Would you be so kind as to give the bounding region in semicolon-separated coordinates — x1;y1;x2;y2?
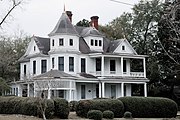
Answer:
90;16;99;30
66;11;73;22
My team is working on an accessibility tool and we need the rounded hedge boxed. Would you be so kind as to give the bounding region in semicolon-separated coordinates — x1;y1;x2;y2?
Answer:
103;110;114;119
87;110;103;120
76;99;124;118
69;101;78;112
118;97;178;118
53;98;70;119
123;111;132;118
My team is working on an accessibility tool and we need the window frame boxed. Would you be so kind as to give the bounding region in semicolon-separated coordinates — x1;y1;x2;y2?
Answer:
110;60;116;71
58;57;64;71
69;57;74;72
33;60;36;74
59;38;64;46
81;58;86;73
69;39;73;46
41;60;47;73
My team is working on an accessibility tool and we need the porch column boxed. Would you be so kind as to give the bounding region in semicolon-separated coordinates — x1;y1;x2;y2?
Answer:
143;58;146;77
144;83;147;97
102;82;105;98
99;82;102;98
121;57;123;76
47;89;51;99
27;84;30;97
69;90;72;102
121;82;124;97
101;56;104;77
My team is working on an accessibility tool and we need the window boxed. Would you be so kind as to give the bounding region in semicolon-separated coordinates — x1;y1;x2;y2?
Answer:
24;65;26;75
58;57;64;71
111;85;116;98
69;39;73;46
81;85;85;99
110;60;116;71
96;58;101;71
122;45;125;50
52;58;55;69
99;40;102;46
34;46;36;51
33;61;36;74
123;60;127;72
91;39;94;46
59;38;64;46
52;39;54;46
95;40;98;46
81;58;86;73
69;57;74;72
41;60;47;73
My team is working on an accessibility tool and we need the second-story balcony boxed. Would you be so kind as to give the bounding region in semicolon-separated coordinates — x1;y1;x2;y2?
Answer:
89;53;147;78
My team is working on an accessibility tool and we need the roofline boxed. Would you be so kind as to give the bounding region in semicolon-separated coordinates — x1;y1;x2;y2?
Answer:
89;53;148;58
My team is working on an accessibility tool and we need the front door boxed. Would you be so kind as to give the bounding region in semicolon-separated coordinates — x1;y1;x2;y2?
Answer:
111;85;116;98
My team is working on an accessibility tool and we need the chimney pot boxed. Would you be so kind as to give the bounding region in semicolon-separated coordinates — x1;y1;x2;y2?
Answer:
90;16;99;30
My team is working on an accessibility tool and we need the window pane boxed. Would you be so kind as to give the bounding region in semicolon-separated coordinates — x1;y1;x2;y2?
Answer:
110;60;116;71
52;58;55;69
81;58;86;73
123;60;127;72
69;57;74;72
70;39;73;46
122;45;125;50
52;39;54;46
99;40;102;46
33;61;36;74
96;58;101;71
59;38;64;46
24;65;26;75
41;60;47;73
81;85;85;99
58;57;64;71
91;39;94;46
95;40;98;46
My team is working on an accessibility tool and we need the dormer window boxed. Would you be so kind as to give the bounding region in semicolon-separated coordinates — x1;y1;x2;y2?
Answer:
91;39;94;46
69;39;73;46
95;40;98;46
52;39;54;46
99;40;102;46
34;46;36;51
122;45;125;50
59;38;64;46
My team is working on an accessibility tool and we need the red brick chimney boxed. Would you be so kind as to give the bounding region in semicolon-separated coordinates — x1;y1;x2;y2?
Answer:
66;11;73;23
90;16;99;30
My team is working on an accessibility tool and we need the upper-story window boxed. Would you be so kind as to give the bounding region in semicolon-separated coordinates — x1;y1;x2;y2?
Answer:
52;39;54;46
81;58;86;73
69;39;73;46
33;60;36;74
69;57;74;72
52;58;55;69
95;40;98;46
58;57;64;71
110;60;116;71
99;40;102;46
34;46;36;51
91;39;94;46
96;58;101;71
41;60;47;73
24;64;26;75
59;38;64;46
122;45;125;50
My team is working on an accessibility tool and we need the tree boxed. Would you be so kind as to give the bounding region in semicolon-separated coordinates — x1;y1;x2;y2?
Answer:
157;0;180;97
76;19;90;27
0;0;23;28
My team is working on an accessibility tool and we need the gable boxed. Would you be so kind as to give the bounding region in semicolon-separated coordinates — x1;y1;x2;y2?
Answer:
24;38;40;56
113;39;137;55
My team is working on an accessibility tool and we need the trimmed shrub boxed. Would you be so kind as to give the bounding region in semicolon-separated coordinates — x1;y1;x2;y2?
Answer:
103;110;114;119
123;111;132;119
69;101;78;111
87;110;103;120
118;97;178;118
53;98;70;119
76;100;92;117
76;99;124;118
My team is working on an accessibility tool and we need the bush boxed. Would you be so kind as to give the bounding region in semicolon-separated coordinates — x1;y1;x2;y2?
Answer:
103;110;114;119
123;111;132;118
69;101;78;111
76;99;124;118
87;110;103;120
53;98;70;119
118;97;178;118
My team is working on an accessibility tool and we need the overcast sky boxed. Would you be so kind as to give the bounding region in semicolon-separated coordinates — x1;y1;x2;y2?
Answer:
2;0;139;37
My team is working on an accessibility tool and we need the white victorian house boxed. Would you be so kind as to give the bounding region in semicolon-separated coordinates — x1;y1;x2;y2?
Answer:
11;11;149;101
